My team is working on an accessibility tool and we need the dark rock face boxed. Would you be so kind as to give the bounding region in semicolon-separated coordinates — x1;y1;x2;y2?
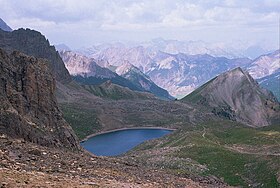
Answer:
183;67;280;127
0;49;79;149
0;28;71;83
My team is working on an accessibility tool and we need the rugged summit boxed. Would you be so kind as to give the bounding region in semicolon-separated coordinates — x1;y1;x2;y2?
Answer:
0;49;79;149
0;18;12;32
59;50;173;99
116;62;174;100
59;50;117;78
247;49;280;79
0;28;71;83
59;50;143;92
183;67;279;127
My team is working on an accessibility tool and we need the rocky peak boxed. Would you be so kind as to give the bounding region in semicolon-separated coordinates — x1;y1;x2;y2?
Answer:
59;50;117;79
0;48;79;149
183;67;279;127
247;49;280;79
115;61;147;78
0;28;71;83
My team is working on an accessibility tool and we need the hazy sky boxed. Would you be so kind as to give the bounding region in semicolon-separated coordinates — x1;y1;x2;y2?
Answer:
0;0;279;49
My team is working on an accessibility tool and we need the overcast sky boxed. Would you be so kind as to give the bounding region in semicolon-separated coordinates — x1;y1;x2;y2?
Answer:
0;0;279;49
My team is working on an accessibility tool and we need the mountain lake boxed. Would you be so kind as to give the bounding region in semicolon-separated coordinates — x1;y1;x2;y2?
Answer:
81;128;173;156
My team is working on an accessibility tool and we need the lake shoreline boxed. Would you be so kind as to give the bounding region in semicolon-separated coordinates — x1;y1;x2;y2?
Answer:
80;127;176;143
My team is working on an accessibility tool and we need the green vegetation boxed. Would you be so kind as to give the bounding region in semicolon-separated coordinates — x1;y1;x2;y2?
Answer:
60;103;102;140
134;121;280;187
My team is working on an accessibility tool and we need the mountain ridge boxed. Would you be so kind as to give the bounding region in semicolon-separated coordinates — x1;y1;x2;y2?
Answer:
59;50;173;100
78;42;278;98
182;67;279;127
247;49;280;79
79;45;252;97
116;62;174;100
0;28;71;83
257;70;280;101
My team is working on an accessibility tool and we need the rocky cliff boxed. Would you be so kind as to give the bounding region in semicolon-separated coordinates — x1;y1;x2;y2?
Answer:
0;28;71;83
182;67;279;127
0;48;79;149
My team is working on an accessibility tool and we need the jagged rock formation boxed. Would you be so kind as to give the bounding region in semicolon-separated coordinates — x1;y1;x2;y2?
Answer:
116;62;174;100
182;67;279;127
0;28;71;83
59;50;118;79
59;50;173;99
60;50;143;92
247;49;280;79
0;49;79;149
0;18;12;31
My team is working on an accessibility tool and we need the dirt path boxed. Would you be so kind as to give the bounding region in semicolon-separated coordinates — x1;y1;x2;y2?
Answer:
202;127;206;138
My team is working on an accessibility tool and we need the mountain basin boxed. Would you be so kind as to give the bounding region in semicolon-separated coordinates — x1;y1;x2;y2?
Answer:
81;128;173;156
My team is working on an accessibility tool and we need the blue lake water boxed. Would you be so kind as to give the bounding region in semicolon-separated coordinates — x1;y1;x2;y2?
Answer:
81;128;173;156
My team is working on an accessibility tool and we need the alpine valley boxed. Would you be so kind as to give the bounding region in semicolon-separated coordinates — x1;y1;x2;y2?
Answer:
0;17;279;188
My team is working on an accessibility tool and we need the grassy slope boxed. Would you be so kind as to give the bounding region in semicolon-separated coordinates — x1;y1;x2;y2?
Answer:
131;121;280;188
60;104;102;139
81;84;154;100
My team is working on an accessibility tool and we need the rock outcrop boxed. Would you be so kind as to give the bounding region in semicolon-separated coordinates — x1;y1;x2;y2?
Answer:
183;67;279;127
0;28;71;83
0;48;79;149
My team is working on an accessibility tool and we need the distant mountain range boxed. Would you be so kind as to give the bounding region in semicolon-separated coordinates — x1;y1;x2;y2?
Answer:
59;50;173;100
75;43;279;98
75;45;251;97
115;62;174;100
78;38;274;60
246;50;280;79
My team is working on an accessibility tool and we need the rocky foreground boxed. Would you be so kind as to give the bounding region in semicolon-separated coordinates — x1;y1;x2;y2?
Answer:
0;134;229;188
